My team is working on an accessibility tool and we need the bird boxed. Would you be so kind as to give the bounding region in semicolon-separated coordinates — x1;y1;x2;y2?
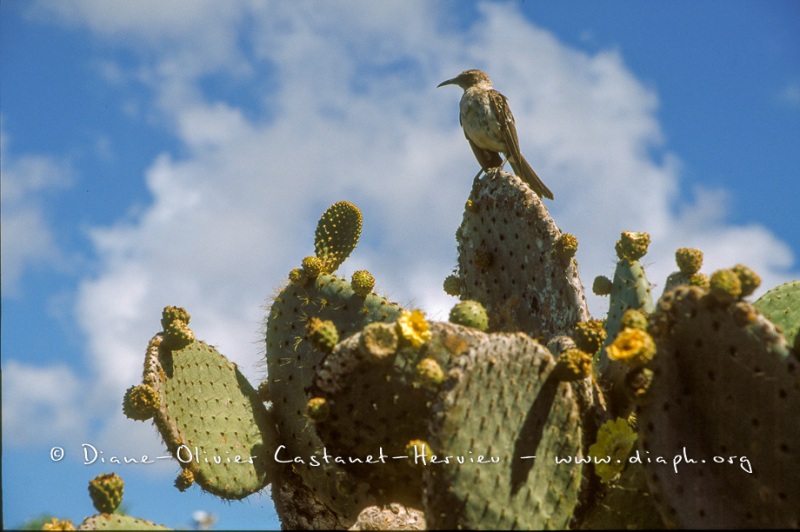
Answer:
438;69;554;200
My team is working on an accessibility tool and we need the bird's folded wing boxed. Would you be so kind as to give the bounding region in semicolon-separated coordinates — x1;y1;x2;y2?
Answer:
489;90;523;163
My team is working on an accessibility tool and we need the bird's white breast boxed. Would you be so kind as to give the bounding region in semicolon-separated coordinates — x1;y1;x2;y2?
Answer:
459;88;505;152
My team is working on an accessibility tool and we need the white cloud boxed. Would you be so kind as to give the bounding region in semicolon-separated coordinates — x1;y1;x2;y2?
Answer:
14;1;797;473
1;361;88;446
0;129;72;296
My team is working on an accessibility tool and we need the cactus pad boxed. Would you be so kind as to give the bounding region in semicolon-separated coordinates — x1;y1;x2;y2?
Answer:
754;280;800;348
639;285;800;528
423;328;584;529
78;514;170;530
314;200;362;273
456;169;589;339
141;329;276;500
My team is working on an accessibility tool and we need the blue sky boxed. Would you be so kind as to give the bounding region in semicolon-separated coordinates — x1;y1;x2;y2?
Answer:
2;1;798;529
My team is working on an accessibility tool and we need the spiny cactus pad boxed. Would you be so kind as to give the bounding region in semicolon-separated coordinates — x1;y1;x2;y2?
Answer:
265;272;403;525
423;328;585;530
456;169;589;339
78;514;170;530
753;280;800;348
309;322;485;506
309;320;586;528
639;285;800;528
602;232;655;353
314;200;362;273
140;331;276;500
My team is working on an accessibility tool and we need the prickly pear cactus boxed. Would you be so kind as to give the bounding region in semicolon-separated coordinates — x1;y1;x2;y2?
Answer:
754;280;800;348
265;201;405;528
424;327;584;529
455;169;589;339
52;473;173;530
78;514;170;530
124;308;276;500
309;314;586;530
315;200;362;273
639;284;800;528
601;231;655;351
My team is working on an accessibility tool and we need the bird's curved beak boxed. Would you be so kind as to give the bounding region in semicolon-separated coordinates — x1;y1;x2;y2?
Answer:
437;77;457;88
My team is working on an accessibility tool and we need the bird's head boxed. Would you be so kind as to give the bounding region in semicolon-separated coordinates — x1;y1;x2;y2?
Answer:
437;69;493;90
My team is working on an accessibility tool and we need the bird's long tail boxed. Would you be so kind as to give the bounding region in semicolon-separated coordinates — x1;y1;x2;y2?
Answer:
509;155;554;200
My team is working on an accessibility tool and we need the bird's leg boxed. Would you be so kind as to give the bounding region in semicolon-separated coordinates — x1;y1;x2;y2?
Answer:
473;167;486;181
497;155;509;171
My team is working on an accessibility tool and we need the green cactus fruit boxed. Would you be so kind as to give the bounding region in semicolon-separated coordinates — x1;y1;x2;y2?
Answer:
555;232;579;263
639;285;800;528
140;332;276;500
160;305;190;330
754;280;800;348
314;200;362;273
709;268;742;303
350;270;375;297
358;321;399;360
573;319;607;354
448;299;489;331
593;275;613;296
122;384;160;421
88;472;124;514
266;272;403;525
306;317;339;353
615;231;650;261
675;247;703;275
443;274;461;297
301;255;324;278
288;267;309;287
731;264;761;298
620;308;649;331
415;357;446;388
456;169;589;339
78;514;170;530
690;272;710;289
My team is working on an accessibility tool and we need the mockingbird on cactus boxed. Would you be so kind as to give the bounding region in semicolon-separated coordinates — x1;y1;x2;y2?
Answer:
438;69;554;200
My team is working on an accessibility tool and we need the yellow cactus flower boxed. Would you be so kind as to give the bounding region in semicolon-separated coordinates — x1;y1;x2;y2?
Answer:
606;328;656;365
589;417;638;483
397;310;431;348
